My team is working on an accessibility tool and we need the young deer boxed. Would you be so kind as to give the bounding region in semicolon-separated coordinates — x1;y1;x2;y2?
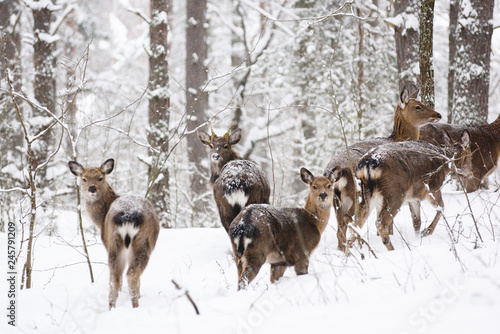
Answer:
324;87;441;251
198;126;270;232
420;113;500;192
355;131;472;251
229;168;335;290
68;159;159;309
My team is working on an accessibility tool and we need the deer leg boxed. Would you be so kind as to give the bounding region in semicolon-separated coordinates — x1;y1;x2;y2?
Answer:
127;243;151;308
336;210;351;252
408;201;422;234
376;207;396;251
238;252;265;290
108;247;126;309
270;263;288;283
294;256;310;276
421;191;444;237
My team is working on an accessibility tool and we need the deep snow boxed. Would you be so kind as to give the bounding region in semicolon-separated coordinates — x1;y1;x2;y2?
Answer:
1;186;500;333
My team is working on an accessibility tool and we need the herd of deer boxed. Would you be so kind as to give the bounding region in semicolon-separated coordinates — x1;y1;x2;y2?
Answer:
68;87;500;308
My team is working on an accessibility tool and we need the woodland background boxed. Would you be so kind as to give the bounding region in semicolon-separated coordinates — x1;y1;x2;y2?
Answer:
0;0;499;290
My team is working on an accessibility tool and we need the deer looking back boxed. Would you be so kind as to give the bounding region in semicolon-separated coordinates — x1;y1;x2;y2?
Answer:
324;87;442;251
68;159;159;309
420;114;500;192
355;131;472;251
198;126;270;232
229;168;335;290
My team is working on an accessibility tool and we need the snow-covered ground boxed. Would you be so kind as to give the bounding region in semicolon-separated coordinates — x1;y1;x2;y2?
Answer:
1;186;500;333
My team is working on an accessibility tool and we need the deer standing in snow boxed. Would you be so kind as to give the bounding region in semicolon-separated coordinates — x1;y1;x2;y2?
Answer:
324;87;442;251
420;113;500;192
355;131;472;250
198;126;270;232
229;168;335;290
69;159;159;309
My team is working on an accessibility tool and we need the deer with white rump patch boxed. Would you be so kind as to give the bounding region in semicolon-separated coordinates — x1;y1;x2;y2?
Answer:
229;168;334;290
198;125;270;232
324;87;442;251
68;159;159;309
355;130;472;250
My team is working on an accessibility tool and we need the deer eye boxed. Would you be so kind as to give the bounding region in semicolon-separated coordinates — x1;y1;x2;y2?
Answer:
416;106;421;110
327;184;332;189
98;177;103;181
82;178;87;182
312;185;317;190
209;144;214;149
224;144;229;149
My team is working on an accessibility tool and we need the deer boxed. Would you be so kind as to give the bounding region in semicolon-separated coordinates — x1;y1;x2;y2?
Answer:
355;130;472;251
68;159;160;309
198;125;271;232
420;113;500;193
229;167;335;290
324;87;442;251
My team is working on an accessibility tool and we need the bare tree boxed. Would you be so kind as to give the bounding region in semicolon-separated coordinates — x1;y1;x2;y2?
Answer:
31;0;57;183
392;0;420;93
185;0;209;218
419;0;435;109
147;0;171;228
451;0;494;125
447;0;459;122
0;0;23;229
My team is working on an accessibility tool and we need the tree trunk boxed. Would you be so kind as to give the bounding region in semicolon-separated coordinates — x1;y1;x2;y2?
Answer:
32;0;56;183
419;0;435;109
148;0;171;228
393;0;420;93
0;0;23;194
451;0;494;125
447;0;459;122
185;0;209;218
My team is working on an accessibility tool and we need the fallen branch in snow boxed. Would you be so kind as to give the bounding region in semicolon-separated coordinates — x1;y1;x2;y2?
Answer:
172;280;200;315
347;225;378;259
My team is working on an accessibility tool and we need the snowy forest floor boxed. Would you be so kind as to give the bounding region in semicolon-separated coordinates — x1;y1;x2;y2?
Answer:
1;185;500;334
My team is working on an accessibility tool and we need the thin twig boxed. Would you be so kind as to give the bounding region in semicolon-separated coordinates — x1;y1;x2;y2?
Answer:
171;280;200;315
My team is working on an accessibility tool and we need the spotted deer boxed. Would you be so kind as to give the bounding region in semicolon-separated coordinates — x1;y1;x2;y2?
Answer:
68;159;159;309
324;87;442;251
355;130;472;250
198;125;270;232
229;168;335;290
420;113;500;192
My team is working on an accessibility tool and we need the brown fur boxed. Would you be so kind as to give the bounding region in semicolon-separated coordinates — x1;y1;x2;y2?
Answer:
420;114;500;192
324;87;441;251
198;127;270;232
355;131;472;251
69;159;159;309
229;168;334;290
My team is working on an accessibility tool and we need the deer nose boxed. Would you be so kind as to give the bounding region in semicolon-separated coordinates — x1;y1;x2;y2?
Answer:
89;186;96;193
211;153;220;161
319;192;327;200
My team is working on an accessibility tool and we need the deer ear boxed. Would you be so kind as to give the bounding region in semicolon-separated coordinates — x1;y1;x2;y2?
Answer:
300;167;314;185
68;161;84;177
101;159;115;175
399;86;409;108
229;128;242;145
197;130;212;146
410;88;419;99
460;130;471;148
443;130;452;146
324;166;341;183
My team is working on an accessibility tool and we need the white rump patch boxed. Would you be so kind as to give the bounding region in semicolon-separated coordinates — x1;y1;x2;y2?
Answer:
225;190;249;208
117;224;140;245
243;237;252;249
233;236;240;247
372;191;384;215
